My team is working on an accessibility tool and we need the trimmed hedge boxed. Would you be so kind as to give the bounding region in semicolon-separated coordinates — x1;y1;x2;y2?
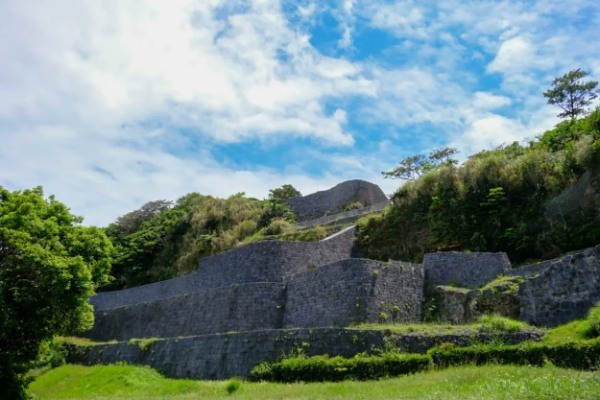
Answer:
250;353;431;382
251;339;600;382
429;338;600;371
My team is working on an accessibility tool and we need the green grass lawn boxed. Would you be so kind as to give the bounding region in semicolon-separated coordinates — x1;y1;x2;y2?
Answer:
29;363;600;400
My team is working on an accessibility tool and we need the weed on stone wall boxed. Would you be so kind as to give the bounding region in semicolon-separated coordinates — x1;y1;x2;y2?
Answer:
127;338;159;351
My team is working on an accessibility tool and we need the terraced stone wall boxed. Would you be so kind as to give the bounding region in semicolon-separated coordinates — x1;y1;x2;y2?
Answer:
91;226;358;311
87;283;285;341
284;259;423;328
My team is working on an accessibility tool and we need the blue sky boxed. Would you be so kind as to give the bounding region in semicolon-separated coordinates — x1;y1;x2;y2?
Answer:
1;0;599;226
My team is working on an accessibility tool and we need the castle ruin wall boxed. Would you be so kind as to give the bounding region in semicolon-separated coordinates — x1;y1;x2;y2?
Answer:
91;226;357;311
287;180;388;222
87;283;285;341
424;251;511;289
284;259;423;328
519;244;600;326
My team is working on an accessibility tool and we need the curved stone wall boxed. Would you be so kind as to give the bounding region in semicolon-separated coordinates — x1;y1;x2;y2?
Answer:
287;180;388;222
284;259;423;328
91;226;358;311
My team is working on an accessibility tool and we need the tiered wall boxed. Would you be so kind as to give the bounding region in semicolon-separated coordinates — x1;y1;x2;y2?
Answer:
91;226;358;311
88;227;359;341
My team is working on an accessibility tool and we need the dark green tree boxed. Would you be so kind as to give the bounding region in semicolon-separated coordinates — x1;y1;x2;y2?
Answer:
543;68;599;121
0;187;113;399
382;147;458;179
268;184;301;201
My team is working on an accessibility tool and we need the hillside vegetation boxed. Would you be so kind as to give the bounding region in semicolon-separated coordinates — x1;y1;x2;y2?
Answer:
102;109;600;289
102;188;302;289
358;108;600;263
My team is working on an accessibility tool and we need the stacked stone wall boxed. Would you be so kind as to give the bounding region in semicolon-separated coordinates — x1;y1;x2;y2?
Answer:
287;180;388;222
296;200;389;229
284;259;423;328
87;283;285;341
424;252;511;289
91;226;357;311
70;328;542;380
519;244;600;326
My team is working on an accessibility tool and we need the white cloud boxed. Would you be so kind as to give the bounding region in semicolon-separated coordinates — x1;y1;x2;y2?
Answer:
1;0;597;226
487;35;535;74
0;0;382;225
473;92;512;110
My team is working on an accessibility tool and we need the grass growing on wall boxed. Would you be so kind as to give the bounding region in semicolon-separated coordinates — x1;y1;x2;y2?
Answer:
29;364;600;399
351;316;536;336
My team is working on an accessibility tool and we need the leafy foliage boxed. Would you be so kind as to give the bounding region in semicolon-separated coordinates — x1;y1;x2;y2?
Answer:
250;352;431;382
268;184;301;201
360;111;600;263
0;187;113;399
105;187;300;289
251;335;600;383
382;147;458;180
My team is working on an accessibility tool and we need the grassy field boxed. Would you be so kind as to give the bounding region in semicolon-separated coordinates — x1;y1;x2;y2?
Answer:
29;363;600;400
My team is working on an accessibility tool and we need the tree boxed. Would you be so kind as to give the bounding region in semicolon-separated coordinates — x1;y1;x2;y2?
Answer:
543;68;599;121
268;184;301;201
0;186;113;399
114;199;173;235
382;147;458;179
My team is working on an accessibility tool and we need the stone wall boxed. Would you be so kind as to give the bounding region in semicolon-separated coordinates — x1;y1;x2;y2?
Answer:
91;226;358;311
287;180;388;222
424;252;511;289
295;200;389;229
87;283;285;341
284;259;423;328
69;328;542;380
519;244;600;326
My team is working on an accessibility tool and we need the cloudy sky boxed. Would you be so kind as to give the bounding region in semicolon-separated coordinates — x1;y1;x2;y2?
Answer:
1;1;599;226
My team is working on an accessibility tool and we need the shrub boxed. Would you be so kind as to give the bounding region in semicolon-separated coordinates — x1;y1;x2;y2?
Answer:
250;353;430;382
225;378;241;394
127;338;159;351
477;315;531;333
429;338;600;370
264;219;292;236
584;303;600;339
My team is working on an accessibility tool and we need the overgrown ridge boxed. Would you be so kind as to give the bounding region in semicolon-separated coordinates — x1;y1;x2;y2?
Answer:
64;174;600;379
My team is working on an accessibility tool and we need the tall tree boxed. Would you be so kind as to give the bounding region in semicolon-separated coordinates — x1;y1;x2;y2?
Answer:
0;187;113;399
543;68;599;121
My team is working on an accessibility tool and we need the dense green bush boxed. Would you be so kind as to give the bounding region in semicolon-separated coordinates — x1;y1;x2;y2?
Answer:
251;330;600;383
476;315;532;334
429;338;600;371
104;188;300;289
250;352;431;382
359;110;600;263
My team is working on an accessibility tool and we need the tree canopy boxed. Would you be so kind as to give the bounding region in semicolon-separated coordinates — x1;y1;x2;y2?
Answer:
543;68;599;120
0;187;113;399
382;147;458;180
268;184;301;201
